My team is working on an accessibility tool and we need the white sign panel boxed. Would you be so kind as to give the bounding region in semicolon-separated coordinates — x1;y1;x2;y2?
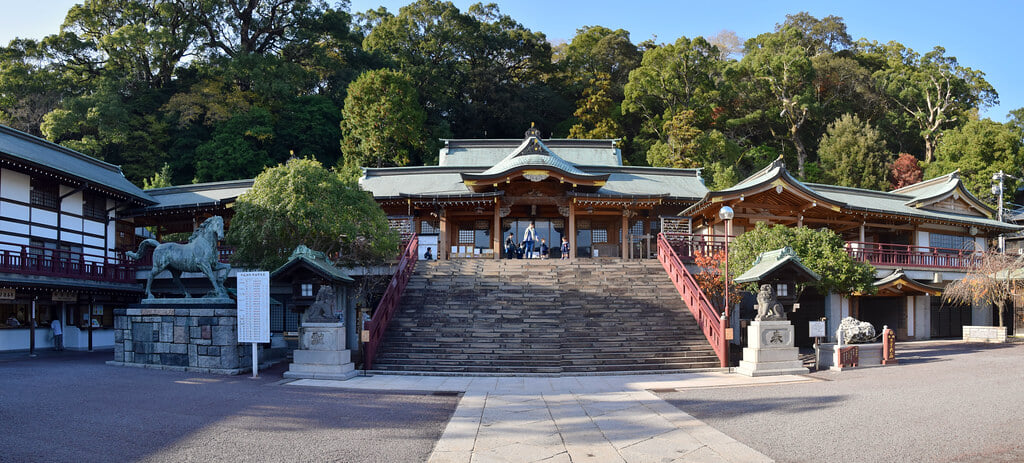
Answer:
237;271;270;343
808;321;826;338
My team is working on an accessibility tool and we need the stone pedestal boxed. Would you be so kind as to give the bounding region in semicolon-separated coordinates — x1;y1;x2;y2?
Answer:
735;320;808;377
107;300;255;375
284;322;357;380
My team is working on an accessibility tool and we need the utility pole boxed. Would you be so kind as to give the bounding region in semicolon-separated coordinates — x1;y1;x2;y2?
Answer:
992;170;1015;253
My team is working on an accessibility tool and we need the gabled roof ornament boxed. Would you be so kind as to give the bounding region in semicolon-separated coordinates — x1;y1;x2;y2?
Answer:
524;122;542;140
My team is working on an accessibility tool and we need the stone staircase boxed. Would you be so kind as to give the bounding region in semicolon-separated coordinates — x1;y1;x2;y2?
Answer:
369;259;721;375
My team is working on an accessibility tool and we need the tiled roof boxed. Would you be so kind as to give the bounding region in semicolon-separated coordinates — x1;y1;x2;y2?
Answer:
0;124;155;205
734;247;820;284
130;179;254;214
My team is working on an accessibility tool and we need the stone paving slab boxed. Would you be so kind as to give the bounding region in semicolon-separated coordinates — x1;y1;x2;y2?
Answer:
289;372;809;462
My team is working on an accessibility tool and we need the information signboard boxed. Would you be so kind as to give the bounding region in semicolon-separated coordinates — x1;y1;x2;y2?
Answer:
809;321;826;338
237;271;270;343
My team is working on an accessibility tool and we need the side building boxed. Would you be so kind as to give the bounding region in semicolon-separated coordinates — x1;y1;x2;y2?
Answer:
0;125;156;351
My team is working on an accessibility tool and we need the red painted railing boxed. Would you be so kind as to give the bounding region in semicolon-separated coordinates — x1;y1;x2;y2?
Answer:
845;241;979;270
0;242;136;283
664;232;982;271
364;234;419;370
661;232;733;262
657;233;730;368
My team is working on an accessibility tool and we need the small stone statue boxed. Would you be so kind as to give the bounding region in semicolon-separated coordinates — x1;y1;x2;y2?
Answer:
754;284;787;321
301;286;340;324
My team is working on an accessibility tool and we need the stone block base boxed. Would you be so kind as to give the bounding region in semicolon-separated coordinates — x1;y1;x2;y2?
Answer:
735;320;808;377
284;323;357;381
111;302;256;375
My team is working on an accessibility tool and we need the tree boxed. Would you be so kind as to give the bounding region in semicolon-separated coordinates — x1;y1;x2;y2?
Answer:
926;118;1023;204
729;222;876;295
362;0;560;140
692;249;743;312
734;27;817;177
942;251;1024;328
340;69;428;168
567;73;623;139
623;35;724;137
706;30;742;61
864;42;998;162
817;114;891;190
227;157;398;270
889;152;922;190
193;107;276;182
777;12;853;56
143;163;174;189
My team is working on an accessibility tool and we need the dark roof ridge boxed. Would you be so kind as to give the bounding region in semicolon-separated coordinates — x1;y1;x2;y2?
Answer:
0;124;125;175
145;178;255;194
806;182;914;200
580;165;702;176
891;170;958;194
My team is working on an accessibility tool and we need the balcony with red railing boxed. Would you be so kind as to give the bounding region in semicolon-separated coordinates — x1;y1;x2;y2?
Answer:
662;232;981;271
845;241;978;270
0;242;137;283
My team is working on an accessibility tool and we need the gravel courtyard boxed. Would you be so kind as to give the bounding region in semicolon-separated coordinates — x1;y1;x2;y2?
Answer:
0;351;458;463
659;341;1024;463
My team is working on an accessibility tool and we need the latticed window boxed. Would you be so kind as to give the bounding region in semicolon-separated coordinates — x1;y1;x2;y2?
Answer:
83;191;106;221
629;221;643;236
930;234;974;253
420;220;439;234
592;229;608;243
30;177;59;210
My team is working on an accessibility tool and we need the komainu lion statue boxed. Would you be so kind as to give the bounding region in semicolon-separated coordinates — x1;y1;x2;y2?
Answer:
302;286;339;324
754;284;787;321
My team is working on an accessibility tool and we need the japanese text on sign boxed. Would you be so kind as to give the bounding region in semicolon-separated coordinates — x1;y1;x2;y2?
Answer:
237;271;270;343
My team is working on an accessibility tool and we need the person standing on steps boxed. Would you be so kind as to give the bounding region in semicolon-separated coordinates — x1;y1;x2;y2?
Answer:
523;222;537;259
539;238;549;259
505;233;516;259
560;236;570;260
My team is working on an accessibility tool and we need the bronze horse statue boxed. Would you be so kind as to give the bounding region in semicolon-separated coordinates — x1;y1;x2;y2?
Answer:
127;216;231;299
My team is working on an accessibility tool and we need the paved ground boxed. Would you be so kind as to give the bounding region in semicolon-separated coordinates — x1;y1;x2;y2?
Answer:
292;372;813;462
658;341;1024;463
5;341;1022;463
0;350;458;463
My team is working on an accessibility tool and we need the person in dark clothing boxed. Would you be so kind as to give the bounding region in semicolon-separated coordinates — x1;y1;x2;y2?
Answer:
539;239;549;259
504;233;516;259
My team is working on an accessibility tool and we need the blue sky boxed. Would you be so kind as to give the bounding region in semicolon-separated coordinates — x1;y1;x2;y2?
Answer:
2;0;1020;121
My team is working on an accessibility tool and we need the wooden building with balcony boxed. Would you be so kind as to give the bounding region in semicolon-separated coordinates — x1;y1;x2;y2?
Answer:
681;157;1019;342
0;125;156;352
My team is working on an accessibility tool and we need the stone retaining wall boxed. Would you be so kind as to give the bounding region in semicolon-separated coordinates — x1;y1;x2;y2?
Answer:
108;302;255;375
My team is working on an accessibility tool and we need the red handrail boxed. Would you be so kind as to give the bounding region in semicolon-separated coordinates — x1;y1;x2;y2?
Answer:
364;234;419;369
0;241;136;283
657;233;729;368
845;241;980;270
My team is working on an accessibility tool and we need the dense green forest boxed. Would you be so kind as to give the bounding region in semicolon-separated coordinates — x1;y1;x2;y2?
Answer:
1;0;1022;201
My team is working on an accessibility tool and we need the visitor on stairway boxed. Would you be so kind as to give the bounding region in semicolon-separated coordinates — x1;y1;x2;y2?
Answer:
539;239;549;259
560;236;570;259
523;222;537;258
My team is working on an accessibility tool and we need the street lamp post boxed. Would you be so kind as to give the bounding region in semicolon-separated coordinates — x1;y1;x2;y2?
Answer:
718;206;734;368
718;206;734;318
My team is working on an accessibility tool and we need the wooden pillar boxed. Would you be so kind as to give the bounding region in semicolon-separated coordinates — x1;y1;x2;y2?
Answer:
859;222;866;242
568;202;576;261
492;200;501;260
621;210;629;259
87;298;94;352
439;210;448;260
